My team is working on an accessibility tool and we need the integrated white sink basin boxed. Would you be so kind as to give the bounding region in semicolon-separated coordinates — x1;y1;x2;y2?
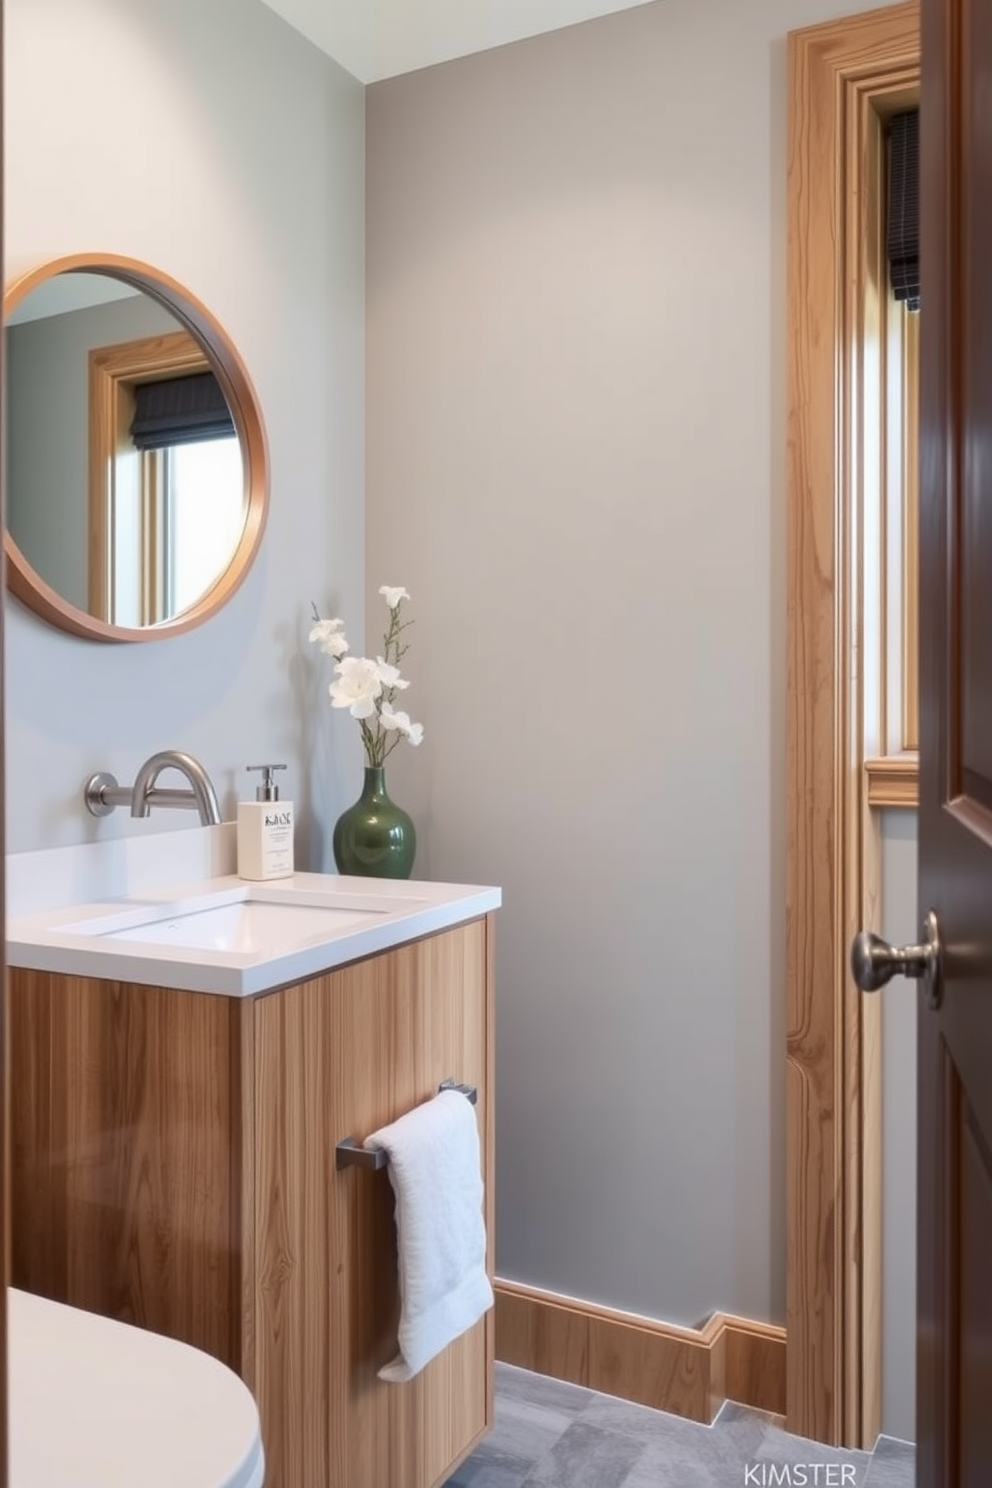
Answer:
7;870;502;998
58;886;413;954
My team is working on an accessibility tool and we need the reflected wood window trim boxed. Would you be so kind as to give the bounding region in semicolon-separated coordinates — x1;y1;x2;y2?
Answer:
88;330;208;624
141;448;166;626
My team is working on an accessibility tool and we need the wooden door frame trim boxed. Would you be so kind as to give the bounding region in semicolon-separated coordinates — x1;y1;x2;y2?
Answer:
786;1;920;1449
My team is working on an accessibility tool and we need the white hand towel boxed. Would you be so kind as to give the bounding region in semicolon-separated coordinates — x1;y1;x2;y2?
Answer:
365;1088;494;1382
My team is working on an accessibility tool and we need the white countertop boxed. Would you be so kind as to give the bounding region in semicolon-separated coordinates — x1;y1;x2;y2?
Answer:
6;827;500;997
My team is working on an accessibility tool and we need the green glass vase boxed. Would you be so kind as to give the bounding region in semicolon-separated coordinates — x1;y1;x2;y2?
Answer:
332;765;416;879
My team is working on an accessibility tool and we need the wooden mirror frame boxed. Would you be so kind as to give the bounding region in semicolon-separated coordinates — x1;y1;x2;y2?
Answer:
3;252;269;642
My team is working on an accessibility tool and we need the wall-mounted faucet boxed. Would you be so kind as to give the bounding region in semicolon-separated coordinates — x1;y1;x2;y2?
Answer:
84;750;222;827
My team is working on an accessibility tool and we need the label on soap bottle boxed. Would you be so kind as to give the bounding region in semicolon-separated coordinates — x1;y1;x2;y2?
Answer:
263;807;294;877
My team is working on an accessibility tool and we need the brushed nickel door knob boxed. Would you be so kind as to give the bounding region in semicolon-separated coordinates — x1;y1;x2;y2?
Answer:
850;908;943;1009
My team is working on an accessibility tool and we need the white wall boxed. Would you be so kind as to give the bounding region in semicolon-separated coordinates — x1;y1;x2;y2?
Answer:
366;0;892;1327
5;0;366;861
880;809;918;1442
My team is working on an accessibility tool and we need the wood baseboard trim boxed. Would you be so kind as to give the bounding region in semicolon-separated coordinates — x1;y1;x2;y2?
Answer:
494;1280;786;1425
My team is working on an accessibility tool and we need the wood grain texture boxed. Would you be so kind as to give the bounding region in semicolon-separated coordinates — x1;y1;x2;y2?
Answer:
494;1282;786;1425
844;89;886;1450
251;917;494;1488
9;917;495;1488
787;1;920;1448
8;969;245;1367
722;1317;789;1419
865;753;920;807
237;988;258;1390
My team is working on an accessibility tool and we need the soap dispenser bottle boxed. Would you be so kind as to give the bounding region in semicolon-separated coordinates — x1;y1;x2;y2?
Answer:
237;764;295;881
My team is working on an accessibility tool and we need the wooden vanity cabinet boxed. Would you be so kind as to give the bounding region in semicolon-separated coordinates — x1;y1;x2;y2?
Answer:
9;915;495;1488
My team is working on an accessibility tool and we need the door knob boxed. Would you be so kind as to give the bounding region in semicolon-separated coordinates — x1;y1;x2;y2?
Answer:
850;908;943;1008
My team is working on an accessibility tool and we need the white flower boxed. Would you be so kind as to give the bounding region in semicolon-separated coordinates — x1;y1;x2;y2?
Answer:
380;702;425;746
310;585;424;767
329;656;382;718
308;617;349;658
375;656;410;689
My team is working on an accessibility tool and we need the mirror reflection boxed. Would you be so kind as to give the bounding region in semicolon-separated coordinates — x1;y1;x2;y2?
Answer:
6;272;246;629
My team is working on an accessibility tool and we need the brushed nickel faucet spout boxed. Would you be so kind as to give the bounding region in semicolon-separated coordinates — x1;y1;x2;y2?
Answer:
130;750;222;825
84;750;221;827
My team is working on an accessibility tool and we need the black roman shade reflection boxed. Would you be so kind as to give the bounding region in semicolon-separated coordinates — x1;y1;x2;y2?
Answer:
888;109;920;311
130;371;236;451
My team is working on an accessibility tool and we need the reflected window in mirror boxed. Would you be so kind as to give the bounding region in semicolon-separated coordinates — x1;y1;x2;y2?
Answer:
164;439;244;617
87;329;245;627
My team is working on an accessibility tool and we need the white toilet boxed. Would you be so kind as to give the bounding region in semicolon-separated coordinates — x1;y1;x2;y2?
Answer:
9;1288;265;1488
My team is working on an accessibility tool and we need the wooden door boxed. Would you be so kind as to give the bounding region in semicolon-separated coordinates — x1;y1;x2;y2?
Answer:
918;0;992;1482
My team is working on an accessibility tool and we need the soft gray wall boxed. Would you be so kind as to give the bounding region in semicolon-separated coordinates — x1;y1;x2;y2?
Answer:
880;809;918;1442
7;293;178;610
366;0;892;1328
5;0;365;858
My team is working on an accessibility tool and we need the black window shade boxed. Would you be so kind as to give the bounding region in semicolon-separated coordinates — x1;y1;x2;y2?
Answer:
130;370;236;451
888;109;920;312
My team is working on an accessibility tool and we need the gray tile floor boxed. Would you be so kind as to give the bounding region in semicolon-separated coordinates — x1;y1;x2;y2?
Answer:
445;1363;915;1488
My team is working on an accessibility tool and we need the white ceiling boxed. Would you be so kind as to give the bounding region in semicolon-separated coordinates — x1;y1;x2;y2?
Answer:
256;0;656;84
7;275;139;327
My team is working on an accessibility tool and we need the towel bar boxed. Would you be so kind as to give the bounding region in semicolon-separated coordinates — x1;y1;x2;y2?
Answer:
335;1081;477;1171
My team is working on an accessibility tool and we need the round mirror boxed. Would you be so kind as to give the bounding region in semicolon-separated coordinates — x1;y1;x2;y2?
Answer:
4;253;268;641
